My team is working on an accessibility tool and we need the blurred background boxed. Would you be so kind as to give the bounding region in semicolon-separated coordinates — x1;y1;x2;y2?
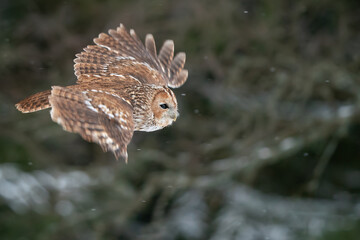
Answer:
1;0;360;239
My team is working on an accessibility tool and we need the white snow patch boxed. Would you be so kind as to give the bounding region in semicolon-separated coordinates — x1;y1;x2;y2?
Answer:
338;105;354;119
258;147;272;159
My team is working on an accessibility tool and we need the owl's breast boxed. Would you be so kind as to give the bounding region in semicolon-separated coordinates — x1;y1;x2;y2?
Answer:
133;111;161;132
130;94;157;132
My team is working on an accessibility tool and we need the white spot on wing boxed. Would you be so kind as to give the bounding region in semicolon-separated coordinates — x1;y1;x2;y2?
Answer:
129;75;141;83
121;125;129;130
84;99;98;113
106;138;114;144
138;62;156;72
98;104;114;119
116;56;136;61
50;108;63;125
110;73;125;77
98;44;112;51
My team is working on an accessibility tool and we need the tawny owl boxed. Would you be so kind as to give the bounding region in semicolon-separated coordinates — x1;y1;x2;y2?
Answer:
15;24;188;162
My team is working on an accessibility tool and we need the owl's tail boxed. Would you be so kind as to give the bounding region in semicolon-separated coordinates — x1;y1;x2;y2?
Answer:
15;89;51;113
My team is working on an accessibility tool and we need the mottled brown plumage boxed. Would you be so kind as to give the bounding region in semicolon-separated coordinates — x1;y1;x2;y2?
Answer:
15;23;188;162
16;90;52;113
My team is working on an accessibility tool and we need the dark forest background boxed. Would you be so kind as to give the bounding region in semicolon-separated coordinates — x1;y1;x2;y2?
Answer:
1;0;360;239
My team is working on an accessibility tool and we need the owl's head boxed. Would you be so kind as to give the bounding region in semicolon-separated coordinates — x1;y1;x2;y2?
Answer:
151;87;179;129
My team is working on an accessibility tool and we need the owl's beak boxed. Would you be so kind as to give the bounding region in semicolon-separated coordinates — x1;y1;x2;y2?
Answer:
170;111;179;122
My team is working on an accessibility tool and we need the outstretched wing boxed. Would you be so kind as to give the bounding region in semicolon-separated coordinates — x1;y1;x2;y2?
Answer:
74;23;188;88
49;86;134;162
156;39;188;88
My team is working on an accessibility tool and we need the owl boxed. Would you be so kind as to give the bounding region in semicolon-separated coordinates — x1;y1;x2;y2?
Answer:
15;24;188;162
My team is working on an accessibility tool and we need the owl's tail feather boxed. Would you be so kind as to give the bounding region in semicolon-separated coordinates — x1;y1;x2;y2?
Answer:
15;90;52;113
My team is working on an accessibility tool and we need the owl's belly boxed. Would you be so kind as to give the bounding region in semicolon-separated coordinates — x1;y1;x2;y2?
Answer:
135;125;164;132
133;113;162;132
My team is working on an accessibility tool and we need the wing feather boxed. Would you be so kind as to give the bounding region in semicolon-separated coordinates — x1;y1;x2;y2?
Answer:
49;86;134;162
74;23;188;88
170;52;185;78
145;34;157;59
170;69;188;88
158;40;174;78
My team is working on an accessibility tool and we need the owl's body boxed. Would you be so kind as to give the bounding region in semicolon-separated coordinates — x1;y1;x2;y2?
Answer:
15;24;188;161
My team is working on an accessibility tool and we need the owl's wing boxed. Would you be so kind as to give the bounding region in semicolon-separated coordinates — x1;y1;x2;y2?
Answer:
49;86;134;162
74;24;188;88
155;38;188;88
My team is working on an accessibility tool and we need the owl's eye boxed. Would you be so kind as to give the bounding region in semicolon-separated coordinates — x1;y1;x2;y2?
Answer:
160;103;169;109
